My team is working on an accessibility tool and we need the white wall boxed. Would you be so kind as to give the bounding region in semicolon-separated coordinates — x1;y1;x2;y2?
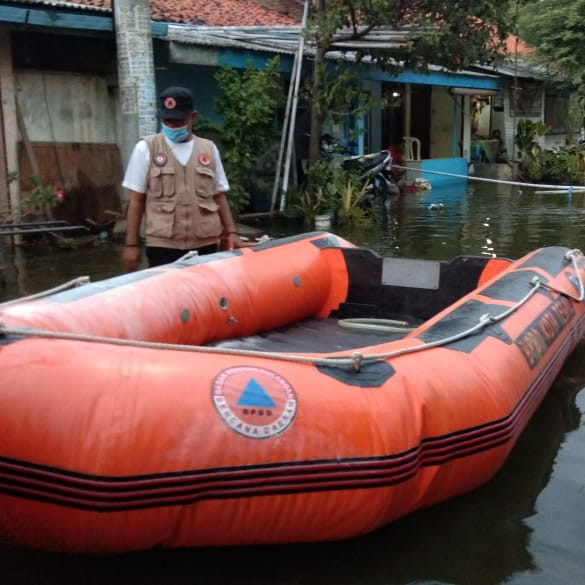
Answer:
430;88;455;158
501;78;579;158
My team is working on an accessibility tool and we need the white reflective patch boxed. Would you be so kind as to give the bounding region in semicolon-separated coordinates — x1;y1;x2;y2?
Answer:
382;258;440;289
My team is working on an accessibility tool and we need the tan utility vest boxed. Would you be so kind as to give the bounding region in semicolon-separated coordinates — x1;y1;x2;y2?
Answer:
143;134;222;250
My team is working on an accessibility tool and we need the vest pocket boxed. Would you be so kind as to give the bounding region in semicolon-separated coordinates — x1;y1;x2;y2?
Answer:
194;198;221;238
195;166;215;196
146;201;176;238
149;166;176;198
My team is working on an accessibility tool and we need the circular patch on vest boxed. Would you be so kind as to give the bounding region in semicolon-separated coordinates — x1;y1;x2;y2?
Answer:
199;153;211;166
153;153;168;167
212;366;297;439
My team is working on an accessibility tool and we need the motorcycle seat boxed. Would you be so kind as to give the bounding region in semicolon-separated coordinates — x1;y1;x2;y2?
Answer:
342;151;389;172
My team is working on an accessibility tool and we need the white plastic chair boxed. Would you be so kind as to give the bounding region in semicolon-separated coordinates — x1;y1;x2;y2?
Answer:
403;136;421;161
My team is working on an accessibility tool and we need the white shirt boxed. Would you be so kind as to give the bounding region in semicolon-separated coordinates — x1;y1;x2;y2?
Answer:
122;136;230;194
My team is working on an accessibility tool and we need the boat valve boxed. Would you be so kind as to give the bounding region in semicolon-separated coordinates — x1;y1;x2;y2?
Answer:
351;352;363;372
479;313;496;327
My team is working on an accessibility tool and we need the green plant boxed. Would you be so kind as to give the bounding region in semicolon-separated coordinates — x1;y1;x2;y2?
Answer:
292;161;340;225
515;119;549;181
294;162;374;227
337;176;372;227
294;188;329;225
536;146;585;185
305;161;340;205
192;115;222;143
214;57;284;215
25;174;64;211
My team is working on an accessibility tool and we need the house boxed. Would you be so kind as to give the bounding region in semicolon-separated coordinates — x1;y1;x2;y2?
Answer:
0;0;300;226
0;0;574;225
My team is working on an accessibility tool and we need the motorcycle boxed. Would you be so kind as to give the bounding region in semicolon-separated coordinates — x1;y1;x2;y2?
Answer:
319;135;399;203
340;150;399;202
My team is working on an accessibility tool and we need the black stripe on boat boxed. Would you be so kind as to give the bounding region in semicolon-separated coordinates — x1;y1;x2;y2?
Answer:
0;320;579;513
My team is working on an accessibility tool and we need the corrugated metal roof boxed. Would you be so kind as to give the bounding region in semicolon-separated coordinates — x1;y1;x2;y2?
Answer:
163;24;414;56
164;24;302;54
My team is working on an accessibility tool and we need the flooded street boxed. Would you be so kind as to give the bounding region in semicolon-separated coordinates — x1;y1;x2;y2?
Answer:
1;180;585;585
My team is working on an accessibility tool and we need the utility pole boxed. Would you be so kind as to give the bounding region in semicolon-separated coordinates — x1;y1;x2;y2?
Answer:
113;0;157;195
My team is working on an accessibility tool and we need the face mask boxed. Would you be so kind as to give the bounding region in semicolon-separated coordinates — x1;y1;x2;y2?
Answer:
161;123;190;143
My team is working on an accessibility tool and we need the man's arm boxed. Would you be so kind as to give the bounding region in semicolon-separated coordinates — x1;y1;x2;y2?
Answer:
215;192;254;250
122;191;146;270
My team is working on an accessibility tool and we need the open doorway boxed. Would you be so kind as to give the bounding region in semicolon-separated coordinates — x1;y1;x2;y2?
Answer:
471;96;492;137
382;83;431;158
381;84;404;150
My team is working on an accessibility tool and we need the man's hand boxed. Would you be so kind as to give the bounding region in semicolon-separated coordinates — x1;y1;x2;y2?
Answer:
123;246;142;271
222;233;257;251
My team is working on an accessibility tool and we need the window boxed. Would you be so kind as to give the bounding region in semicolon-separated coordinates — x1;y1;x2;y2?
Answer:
545;93;571;134
509;80;542;117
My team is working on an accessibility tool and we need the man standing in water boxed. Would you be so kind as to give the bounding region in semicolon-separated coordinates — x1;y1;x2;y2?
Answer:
121;86;248;270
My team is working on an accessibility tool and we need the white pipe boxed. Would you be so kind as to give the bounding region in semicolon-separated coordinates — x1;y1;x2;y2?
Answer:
280;0;309;211
269;42;300;214
396;163;585;191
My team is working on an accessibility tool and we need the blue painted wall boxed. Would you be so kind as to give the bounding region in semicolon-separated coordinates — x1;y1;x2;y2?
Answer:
154;62;223;124
153;44;295;126
422;158;468;186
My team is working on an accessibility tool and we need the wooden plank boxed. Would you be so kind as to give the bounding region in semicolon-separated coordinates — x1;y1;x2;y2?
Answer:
0;30;20;227
17;142;123;226
0;78;9;216
15;98;40;178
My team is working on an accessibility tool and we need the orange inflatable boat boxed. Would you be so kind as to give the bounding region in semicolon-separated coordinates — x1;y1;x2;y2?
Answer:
1;232;584;553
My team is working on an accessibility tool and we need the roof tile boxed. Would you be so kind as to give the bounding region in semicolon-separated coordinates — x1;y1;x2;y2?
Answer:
67;0;298;25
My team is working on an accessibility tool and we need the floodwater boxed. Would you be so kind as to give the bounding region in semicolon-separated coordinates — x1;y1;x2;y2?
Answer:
1;179;585;584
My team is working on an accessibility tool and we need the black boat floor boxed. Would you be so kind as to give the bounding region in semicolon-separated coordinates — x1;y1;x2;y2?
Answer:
209;317;411;354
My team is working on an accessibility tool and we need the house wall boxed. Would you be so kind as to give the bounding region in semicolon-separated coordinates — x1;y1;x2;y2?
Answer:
154;61;224;125
362;80;382;152
499;78;578;160
13;69;123;223
429;87;455;158
16;70;118;144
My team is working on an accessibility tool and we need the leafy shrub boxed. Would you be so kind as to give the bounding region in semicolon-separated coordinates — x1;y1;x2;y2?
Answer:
214;58;284;214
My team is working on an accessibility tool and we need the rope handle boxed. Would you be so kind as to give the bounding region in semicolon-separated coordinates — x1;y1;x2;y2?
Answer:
0;276;90;309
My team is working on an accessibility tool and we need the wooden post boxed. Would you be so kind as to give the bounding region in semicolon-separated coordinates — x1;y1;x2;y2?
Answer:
0;80;9;220
0;30;20;225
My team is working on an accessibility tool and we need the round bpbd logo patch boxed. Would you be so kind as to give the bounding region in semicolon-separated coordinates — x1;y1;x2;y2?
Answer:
153;153;168;166
212;366;297;438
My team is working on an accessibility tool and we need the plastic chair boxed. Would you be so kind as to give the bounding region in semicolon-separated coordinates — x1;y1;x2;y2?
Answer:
403;136;421;161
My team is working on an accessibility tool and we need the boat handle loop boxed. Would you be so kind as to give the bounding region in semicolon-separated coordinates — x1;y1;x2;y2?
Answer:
0;276;90;309
559;249;585;302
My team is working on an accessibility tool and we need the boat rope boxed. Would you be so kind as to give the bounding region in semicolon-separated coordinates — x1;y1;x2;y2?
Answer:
337;318;416;333
393;164;585;193
0;276;90;308
555;249;585;302
0;253;583;372
0;278;558;371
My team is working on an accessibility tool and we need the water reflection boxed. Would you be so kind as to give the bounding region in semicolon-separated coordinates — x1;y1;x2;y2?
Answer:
1;181;585;584
3;181;585;300
336;182;585;262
